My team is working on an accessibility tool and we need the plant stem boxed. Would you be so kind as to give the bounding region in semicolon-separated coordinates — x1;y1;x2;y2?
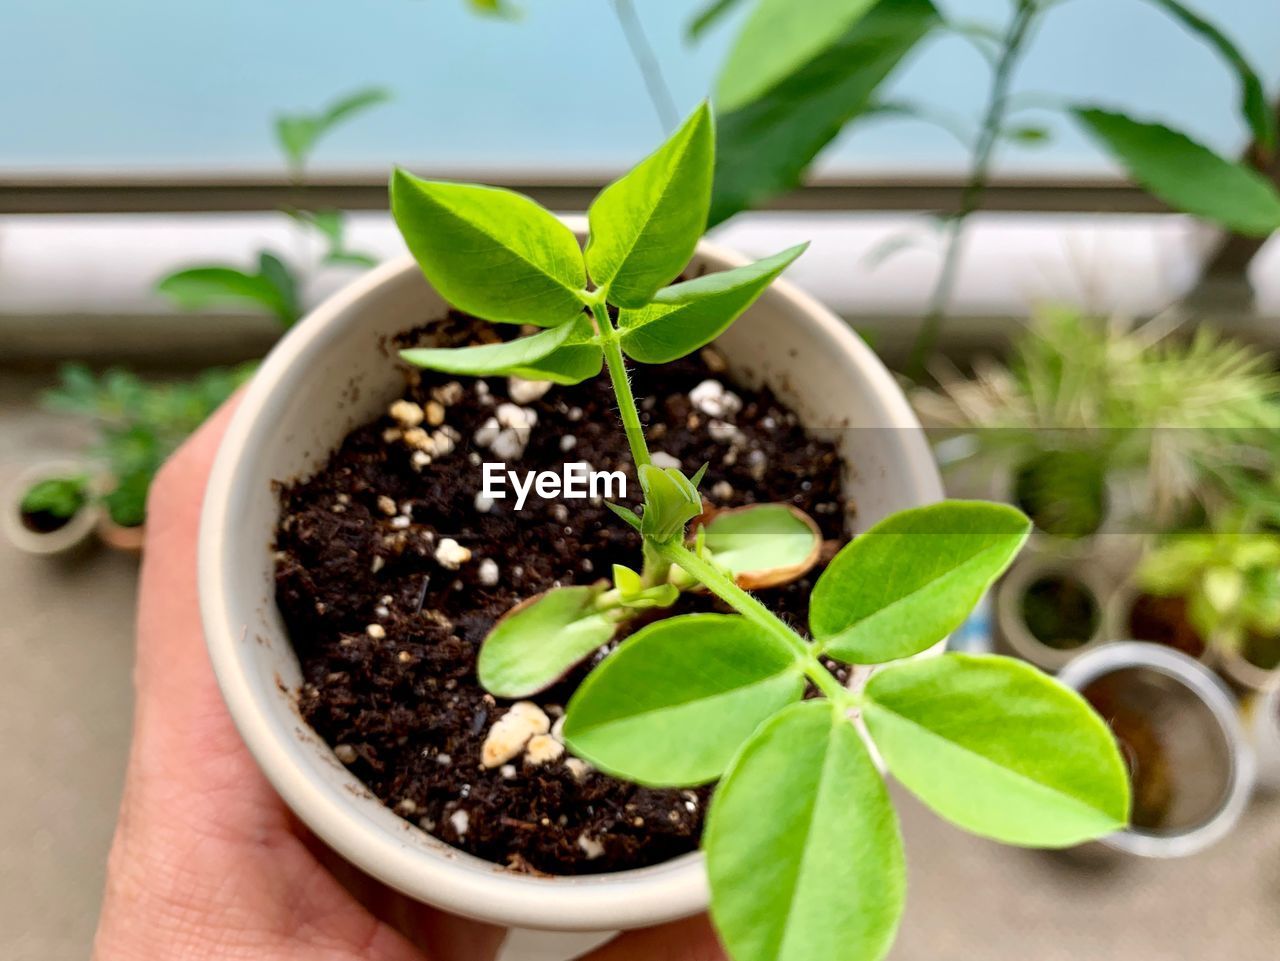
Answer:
610;0;680;133
907;0;1041;377
593;297;854;706
592;300;652;469
659;540;854;706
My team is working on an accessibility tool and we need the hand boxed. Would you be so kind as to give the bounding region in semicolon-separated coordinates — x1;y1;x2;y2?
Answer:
93;397;725;961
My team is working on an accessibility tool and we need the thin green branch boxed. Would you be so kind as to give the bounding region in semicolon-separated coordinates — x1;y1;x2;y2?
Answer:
907;0;1042;377
610;0;680;133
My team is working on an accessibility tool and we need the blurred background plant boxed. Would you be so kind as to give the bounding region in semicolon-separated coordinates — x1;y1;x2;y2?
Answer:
155;86;392;326
1138;529;1280;672
19;474;90;532
686;0;1280;371
913;306;1280;538
41;363;255;530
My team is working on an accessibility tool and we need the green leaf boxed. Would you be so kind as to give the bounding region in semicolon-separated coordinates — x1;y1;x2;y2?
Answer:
502;317;604;384
400;315;598;384
586;103;715;307
390;170;588;326
687;0;748;41
563;614;804;786
716;0;880;112
275;87;391;173
606;501;643;531
293;208;380;268
1003;124;1052;146
710;0;938;225
256;251;300;324
21;475;88;519
612;563;643;597
864;654;1131;847
324;250;380;269
700;503;821;587
811;501;1030;663
477;586;619;698
1145;0;1276;153
1072;108;1280;236
638;463;704;542
468;0;520;18
618;582;680;610
156;254;298;327
618;244;807;364
706;700;904;961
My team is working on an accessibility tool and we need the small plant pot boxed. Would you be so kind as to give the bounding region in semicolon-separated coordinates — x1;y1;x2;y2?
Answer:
1214;635;1280;694
1106;584;1211;663
1056;642;1255;858
2;460;99;557
995;553;1109;671
198;231;943;931
1244;687;1280;792
96;513;146;554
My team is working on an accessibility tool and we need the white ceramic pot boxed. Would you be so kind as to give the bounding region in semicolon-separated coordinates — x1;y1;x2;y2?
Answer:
2;459;99;556
1214;643;1280;694
198;228;943;932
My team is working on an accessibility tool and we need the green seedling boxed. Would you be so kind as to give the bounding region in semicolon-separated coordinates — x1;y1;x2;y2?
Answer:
391;102;1129;961
43;363;253;528
21;475;89;521
157;86;391;325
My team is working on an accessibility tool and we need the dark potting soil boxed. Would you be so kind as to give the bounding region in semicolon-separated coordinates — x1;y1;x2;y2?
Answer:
1127;593;1208;659
273;312;850;876
20;508;71;534
1082;672;1173;830
1019;573;1100;650
1243;629;1280;671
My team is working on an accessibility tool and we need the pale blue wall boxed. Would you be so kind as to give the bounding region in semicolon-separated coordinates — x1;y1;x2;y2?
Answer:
4;0;1277;175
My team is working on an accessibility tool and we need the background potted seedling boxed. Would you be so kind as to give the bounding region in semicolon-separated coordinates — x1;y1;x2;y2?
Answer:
1122;530;1280;692
2;460;98;557
42;363;253;551
1058;642;1256;858
995;551;1110;671
202;102;1129;961
914;308;1280;555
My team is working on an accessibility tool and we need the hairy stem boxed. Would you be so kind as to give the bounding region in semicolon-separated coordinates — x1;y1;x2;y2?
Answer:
907;0;1041;376
592;300;652;470
610;0;679;133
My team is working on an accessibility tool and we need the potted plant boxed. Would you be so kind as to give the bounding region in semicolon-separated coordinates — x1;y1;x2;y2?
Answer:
1119;530;1280;691
995;551;1110;671
1057;642;1255;858
2;461;97;556
200;105;1128;961
42;362;254;552
914;307;1280;551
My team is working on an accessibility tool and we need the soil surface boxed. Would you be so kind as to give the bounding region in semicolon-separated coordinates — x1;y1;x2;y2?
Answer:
1019;573;1099;650
274;312;850;876
1127;593;1207;659
20;508;71;534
